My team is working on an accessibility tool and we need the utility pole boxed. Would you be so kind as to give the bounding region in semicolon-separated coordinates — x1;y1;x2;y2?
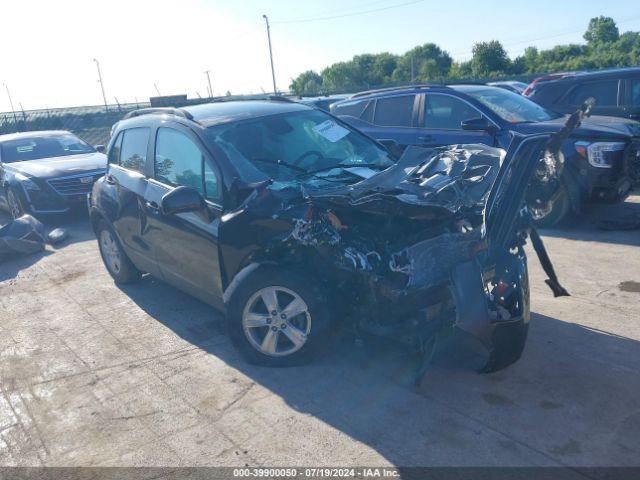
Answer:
262;15;277;94
204;70;213;98
154;84;162;97
93;58;108;112
3;83;18;124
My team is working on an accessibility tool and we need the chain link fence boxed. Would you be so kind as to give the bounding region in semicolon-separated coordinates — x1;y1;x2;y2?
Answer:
0;103;152;147
0;76;540;147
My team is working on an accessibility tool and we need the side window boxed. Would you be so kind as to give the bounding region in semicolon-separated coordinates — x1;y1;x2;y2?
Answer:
568;80;619;107
120;128;150;173
373;95;415;127
155;128;218;198
333;100;372;120
424;95;482;130
631;79;640;106
204;162;219;201
108;132;123;164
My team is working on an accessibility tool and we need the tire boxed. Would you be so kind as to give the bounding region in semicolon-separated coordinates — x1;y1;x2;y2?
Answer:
7;187;25;220
482;322;529;373
227;268;331;367
532;185;571;228
96;220;141;284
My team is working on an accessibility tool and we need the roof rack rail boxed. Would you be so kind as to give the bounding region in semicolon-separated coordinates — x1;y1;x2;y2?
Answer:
123;107;194;121
208;94;296;104
349;83;449;99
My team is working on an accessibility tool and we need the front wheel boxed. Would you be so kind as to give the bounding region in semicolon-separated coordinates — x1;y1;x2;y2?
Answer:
227;268;331;366
531;185;571;228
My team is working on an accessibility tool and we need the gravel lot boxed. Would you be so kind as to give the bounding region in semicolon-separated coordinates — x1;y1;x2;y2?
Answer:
0;196;639;468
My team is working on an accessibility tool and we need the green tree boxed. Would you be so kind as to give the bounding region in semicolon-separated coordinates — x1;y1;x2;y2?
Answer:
584;16;619;44
392;43;452;82
290;70;323;95
471;40;511;77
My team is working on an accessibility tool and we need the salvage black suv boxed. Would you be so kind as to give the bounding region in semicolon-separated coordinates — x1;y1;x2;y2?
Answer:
89;99;571;373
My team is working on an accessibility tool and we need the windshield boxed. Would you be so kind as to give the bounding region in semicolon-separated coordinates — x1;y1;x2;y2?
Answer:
461;87;562;123
207;109;394;185
0;134;95;163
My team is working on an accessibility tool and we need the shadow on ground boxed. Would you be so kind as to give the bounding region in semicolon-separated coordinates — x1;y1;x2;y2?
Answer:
541;195;640;247
118;272;640;467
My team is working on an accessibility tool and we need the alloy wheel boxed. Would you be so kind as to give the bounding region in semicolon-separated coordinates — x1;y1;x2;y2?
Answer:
242;286;311;357
100;229;122;275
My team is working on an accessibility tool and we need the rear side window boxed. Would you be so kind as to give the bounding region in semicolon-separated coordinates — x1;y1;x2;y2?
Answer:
120;128;150;174
108;132;123;164
333;100;373;122
425;94;481;129
567;80;619;107
373;95;415;127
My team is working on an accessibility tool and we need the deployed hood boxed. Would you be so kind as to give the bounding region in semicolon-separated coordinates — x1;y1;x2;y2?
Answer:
3;152;107;179
304;144;505;218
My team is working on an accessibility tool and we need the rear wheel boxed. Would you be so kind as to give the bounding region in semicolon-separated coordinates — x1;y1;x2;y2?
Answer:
96;220;141;284
227;268;331;366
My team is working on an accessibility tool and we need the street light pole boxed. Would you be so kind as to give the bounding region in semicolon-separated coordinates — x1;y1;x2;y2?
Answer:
204;70;213;98
3;82;18;124
262;15;277;95
93;58;108;112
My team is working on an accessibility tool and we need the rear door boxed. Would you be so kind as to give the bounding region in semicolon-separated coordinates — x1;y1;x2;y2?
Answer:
142;125;225;308
418;93;495;147
333;94;419;149
106;126;160;275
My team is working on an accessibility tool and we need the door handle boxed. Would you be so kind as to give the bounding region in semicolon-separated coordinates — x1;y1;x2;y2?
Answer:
105;174;117;185
418;135;434;142
145;200;160;212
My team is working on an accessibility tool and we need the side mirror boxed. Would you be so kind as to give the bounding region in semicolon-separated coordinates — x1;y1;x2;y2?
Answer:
95;145;106;153
461;117;497;133
161;186;206;216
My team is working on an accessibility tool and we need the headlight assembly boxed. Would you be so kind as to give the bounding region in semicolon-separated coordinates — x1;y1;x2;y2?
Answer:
575;141;626;168
15;173;41;191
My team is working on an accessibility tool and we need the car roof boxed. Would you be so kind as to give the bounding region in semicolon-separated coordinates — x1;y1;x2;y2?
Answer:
182;100;312;127
0;130;72;142
448;84;505;94
540;67;640;83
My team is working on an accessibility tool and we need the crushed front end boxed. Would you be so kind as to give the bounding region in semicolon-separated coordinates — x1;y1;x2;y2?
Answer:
220;108;590;377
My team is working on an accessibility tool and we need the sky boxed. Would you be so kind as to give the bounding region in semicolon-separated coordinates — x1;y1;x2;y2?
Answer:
0;0;638;112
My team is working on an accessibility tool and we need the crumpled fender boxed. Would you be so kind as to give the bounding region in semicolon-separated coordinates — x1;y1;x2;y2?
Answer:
450;259;492;345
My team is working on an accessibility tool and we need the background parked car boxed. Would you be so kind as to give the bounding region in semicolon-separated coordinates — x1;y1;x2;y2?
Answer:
331;84;640;225
524;67;640;120
298;94;351;111
487;81;529;94
0;131;107;219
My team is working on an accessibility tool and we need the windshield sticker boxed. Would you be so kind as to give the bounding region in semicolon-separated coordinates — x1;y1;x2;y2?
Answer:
313;120;350;143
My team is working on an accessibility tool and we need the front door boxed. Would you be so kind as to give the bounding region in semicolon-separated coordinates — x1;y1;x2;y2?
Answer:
418;93;496;147
142;125;225;308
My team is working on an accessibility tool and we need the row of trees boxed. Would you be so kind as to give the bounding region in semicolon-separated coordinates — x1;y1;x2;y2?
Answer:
290;17;640;95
